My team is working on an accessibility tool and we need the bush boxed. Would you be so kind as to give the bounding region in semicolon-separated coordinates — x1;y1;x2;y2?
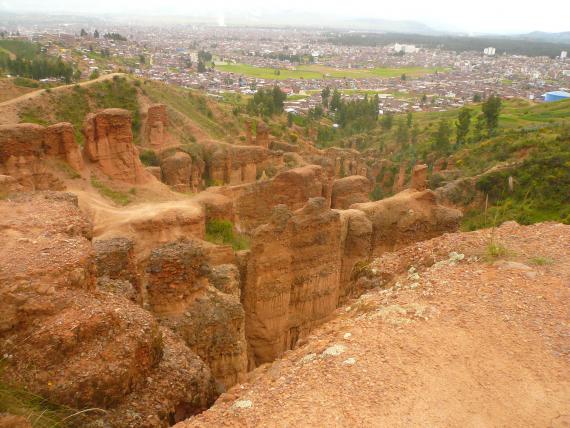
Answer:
139;149;160;166
205;219;250;251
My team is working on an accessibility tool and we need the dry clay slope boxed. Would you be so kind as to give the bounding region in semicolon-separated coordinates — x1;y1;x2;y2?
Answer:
180;221;570;428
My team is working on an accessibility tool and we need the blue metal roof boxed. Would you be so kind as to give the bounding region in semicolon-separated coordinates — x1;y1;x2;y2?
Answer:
545;91;570;97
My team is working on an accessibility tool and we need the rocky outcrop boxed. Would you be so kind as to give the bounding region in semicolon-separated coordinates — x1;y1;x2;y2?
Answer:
0;174;23;196
94;237;141;303
0;123;83;190
350;189;462;257
0;192;216;427
144;104;169;149
221;164;332;232
83;109;150;184
243;198;342;365
337;209;373;301
160;151;205;193
410;164;428;190
331;175;371;209
146;240;247;389
255;122;270;148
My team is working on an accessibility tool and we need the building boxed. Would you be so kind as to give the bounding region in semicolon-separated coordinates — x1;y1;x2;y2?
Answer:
393;43;419;54
544;90;570;102
484;47;496;56
561;51;568;60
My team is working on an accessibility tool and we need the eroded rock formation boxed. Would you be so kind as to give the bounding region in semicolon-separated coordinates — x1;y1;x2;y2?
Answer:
331;175;371;209
144;104;169;149
147;240;248;389
0;122;83;190
83;108;150;184
0;192;216;427
351;189;462;256
243;198;342;365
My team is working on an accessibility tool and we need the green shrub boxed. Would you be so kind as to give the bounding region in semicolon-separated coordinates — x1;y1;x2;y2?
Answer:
139;149;160;167
205;219;250;251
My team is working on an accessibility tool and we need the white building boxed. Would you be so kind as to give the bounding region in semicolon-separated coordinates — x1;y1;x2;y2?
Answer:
561;51;568;60
484;47;496;56
393;43;419;54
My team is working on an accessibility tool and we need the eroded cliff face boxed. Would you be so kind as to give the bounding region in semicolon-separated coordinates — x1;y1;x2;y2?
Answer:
220;164;332;232
160;151;205;192
0;122;83;190
243;198;342;365
351;189;463;257
206;142;282;186
0;193;216;427
83;108;151;184
146;240;248;389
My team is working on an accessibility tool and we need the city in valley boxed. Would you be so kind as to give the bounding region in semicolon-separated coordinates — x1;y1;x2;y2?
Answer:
0;5;569;428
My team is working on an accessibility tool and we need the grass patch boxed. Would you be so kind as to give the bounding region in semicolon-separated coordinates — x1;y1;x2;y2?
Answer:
216;63;446;80
91;175;132;206
0;377;101;427
529;256;554;265
19;106;49;126
205;219;250;251
485;241;509;260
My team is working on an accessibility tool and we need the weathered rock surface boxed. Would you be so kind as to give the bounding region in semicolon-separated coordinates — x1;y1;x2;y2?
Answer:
0;192;216;427
83;109;151;184
0;122;83;190
224;164;332;231
94;237;141;302
147;240;248;389
410;164;428;190
351;189;462;256
144;104;169;148
331;175;371;209
243;198;342;365
206;142;281;186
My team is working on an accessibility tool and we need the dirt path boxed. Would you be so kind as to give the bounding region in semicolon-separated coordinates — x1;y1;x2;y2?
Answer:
180;222;570;428
0;73;126;108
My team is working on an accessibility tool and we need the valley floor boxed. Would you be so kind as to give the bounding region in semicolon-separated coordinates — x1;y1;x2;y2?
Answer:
181;222;570;428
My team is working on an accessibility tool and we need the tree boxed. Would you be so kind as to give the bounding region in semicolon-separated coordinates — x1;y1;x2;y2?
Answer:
455;107;472;146
473;93;482;102
433;119;452;153
406;111;413;128
401;73;407;81
89;69;100;80
411;123;420;145
482;94;502;135
93;30;100;39
80;29;87;37
321;86;331;108
421;94;428;105
380;112;393;130
395;118;409;148
472;113;487;143
330;89;341;111
197;60;206;73
287;112;293;127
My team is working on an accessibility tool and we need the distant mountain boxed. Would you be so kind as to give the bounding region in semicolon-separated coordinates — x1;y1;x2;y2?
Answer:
518;31;570;43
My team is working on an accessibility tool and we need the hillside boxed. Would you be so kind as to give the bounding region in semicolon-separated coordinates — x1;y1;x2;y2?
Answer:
0;73;568;428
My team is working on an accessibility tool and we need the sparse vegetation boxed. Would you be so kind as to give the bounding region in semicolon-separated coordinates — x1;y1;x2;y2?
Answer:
205;219;250;251
91;175;132;206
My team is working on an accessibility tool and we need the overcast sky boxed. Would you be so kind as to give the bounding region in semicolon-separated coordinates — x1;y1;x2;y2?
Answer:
1;0;569;34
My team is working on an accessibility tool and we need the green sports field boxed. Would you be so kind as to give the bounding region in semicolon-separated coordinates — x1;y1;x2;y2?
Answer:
216;63;447;80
